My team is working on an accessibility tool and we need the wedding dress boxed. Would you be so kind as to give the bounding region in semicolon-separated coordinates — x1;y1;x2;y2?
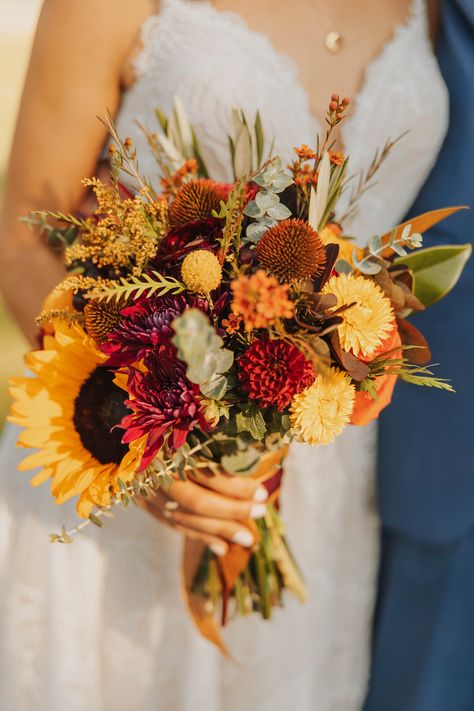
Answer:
0;1;448;709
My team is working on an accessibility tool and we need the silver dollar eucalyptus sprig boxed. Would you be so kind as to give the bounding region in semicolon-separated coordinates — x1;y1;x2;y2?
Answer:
244;157;293;244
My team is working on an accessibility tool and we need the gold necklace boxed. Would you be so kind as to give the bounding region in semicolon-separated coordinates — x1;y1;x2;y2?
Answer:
302;0;344;54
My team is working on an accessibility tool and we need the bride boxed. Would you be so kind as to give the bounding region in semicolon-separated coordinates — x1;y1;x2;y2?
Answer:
0;1;447;709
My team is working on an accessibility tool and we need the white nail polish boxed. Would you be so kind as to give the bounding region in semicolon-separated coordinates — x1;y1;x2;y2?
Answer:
253;486;269;503
232;530;254;547
209;543;227;557
250;503;267;519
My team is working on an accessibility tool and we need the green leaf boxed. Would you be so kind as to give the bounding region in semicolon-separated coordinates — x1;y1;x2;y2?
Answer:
394;243;472;306
172;309;234;394
236;404;267;441
221;448;261;475
200;373;229;400
89;513;104;528
254;111;265;164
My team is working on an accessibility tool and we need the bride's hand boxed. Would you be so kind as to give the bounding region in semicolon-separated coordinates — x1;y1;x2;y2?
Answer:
137;470;269;557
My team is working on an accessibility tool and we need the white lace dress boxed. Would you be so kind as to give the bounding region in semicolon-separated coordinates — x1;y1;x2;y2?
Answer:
0;1;448;709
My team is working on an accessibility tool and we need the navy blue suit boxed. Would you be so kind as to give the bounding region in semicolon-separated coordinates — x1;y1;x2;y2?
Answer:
365;1;474;709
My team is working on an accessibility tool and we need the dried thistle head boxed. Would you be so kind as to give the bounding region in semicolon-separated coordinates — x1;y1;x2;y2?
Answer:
255;218;326;282
169;179;222;227
84;300;122;344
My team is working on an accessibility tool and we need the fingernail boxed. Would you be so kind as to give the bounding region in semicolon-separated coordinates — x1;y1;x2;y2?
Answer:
232;530;254;547
250;503;267;519
209;543;227;557
253;486;268;502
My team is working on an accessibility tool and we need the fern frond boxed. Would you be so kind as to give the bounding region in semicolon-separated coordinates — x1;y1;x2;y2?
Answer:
93;271;185;303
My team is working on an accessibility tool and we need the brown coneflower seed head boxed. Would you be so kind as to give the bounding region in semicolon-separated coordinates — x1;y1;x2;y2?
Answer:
169;179;222;227
84;300;122;344
255;218;326;282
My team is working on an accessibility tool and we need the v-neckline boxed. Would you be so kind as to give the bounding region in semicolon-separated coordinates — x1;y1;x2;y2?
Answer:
191;0;421;155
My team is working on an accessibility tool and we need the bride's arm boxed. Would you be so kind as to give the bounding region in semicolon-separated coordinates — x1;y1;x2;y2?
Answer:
0;0;260;549
0;0;153;343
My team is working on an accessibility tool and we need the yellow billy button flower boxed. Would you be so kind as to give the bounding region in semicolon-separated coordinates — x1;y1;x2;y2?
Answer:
181;249;222;294
323;273;394;358
290;368;356;446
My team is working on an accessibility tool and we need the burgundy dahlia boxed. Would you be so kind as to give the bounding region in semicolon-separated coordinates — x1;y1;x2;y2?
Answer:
120;346;210;470
238;337;316;412
155;217;223;269
102;293;209;367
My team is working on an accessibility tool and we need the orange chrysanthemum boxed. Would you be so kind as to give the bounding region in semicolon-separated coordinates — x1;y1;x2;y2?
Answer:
231;269;295;331
255;218;326;282
169;179;223;226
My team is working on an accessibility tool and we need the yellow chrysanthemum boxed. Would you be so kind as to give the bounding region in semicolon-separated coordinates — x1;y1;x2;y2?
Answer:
8;322;143;518
323;273;394;358
181;249;222;293
290;368;355;446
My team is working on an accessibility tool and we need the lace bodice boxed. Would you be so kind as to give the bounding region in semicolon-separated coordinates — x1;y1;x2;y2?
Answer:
114;0;448;244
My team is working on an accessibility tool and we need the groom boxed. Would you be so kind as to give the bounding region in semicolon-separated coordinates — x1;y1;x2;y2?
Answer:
365;1;474;710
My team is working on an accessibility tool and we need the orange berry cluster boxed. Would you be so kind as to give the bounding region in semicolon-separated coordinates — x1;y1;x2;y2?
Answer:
160;159;199;195
328;94;350;121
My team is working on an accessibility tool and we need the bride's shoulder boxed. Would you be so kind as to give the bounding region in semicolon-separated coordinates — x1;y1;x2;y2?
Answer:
36;0;158;76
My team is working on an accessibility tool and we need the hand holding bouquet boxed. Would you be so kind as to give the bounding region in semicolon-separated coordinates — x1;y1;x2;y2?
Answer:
9;96;471;650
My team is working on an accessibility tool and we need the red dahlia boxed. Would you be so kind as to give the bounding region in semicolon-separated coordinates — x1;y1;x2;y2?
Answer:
238;337;316;412
120;346;210;470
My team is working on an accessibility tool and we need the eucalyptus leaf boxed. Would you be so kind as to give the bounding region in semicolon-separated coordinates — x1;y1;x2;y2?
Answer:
200;373;229;400
335;258;353;275
368;234;382;255
221;449;261;476
243;200;264;218
267;203;292;220
271;172;293;193
393;243;472;306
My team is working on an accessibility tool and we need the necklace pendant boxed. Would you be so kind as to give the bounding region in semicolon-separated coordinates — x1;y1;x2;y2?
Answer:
325;30;343;53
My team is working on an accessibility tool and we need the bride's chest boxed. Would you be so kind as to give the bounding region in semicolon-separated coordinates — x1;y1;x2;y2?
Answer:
114;0;448;240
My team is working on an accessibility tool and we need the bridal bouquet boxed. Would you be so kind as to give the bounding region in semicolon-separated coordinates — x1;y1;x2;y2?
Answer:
9;96;470;650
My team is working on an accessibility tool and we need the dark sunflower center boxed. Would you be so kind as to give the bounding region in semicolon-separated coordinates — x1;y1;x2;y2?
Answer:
73;367;130;465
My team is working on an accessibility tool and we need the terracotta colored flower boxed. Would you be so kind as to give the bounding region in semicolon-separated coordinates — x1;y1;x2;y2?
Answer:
238;337;315;412
120;346;210;470
101;293;208;367
323;274;394;358
329;150;345;166
231;269;295;331
290;367;355;446
169;179;223;226
222;313;243;334
256;218;326;282
293;144;318;160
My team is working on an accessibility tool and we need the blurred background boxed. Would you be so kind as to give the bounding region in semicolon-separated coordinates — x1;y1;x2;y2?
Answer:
0;0;42;427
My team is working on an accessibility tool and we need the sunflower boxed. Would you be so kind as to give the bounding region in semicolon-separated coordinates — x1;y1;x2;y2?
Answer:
8;322;143;518
323;273;394;358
